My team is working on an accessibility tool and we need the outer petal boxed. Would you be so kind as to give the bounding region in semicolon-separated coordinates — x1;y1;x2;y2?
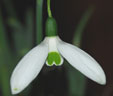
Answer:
57;37;106;85
10;40;48;94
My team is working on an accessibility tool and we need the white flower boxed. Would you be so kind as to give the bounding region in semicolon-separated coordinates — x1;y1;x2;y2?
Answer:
10;36;106;94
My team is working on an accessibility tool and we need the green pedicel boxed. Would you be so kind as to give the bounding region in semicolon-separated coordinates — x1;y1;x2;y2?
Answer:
47;52;61;66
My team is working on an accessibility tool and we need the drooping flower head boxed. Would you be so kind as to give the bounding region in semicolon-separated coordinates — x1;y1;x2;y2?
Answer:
10;18;106;94
10;0;106;94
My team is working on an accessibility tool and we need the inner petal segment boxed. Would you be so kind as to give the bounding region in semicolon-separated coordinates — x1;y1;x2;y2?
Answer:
44;36;64;66
46;52;63;66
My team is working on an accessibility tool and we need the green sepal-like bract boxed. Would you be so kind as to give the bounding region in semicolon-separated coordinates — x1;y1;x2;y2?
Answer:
45;17;57;36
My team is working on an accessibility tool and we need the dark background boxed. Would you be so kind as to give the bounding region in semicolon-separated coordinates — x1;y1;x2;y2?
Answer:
55;0;113;95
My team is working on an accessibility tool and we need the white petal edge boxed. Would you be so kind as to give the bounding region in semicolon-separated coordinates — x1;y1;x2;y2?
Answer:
57;37;106;85
10;40;48;94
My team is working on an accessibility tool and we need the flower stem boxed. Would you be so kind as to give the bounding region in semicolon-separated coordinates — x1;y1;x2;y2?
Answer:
47;0;52;18
46;0;58;36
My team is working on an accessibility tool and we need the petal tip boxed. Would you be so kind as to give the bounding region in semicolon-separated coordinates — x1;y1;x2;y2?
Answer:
11;87;21;95
99;74;106;85
98;79;106;85
95;71;106;85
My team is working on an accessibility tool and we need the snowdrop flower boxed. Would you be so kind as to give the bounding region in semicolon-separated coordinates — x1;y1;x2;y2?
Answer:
10;36;106;94
10;18;106;94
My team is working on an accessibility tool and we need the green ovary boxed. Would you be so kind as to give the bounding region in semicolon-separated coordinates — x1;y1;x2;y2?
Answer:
47;52;61;66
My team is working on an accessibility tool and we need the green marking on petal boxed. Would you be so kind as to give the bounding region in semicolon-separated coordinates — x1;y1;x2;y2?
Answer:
47;52;61;66
14;88;18;91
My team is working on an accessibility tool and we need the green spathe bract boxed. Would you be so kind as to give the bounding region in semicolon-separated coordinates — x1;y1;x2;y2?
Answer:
47;52;61;66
